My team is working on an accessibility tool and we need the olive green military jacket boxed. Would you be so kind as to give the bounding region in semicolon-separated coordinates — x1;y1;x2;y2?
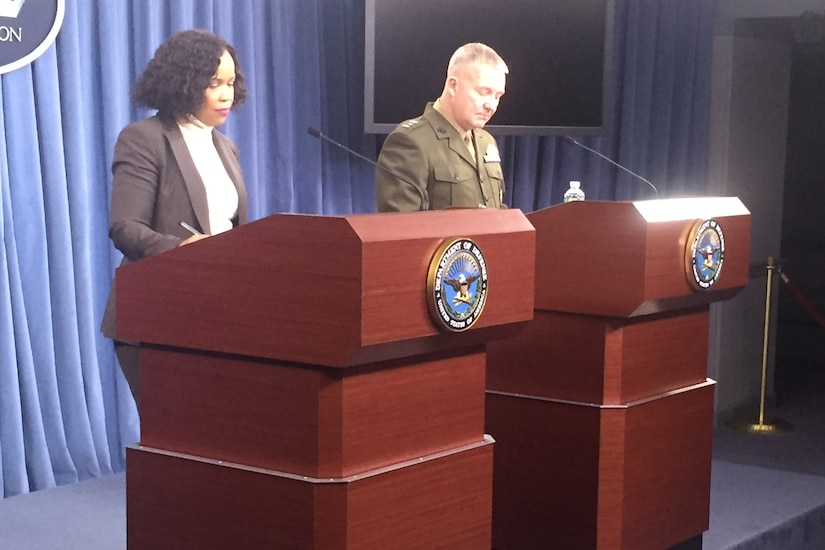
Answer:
375;103;506;212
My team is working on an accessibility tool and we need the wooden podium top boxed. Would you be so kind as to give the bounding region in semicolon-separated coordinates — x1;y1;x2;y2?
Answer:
528;197;751;317
116;208;535;366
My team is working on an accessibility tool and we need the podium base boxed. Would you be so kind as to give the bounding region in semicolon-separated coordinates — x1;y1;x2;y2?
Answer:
127;438;494;549
486;382;714;550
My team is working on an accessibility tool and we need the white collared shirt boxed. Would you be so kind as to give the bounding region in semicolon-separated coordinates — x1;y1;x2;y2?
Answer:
178;117;238;234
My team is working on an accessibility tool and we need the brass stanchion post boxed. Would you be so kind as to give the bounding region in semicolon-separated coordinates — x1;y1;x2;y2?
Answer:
728;256;794;433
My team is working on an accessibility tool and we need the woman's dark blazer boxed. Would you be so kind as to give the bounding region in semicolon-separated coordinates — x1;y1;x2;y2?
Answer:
100;115;248;339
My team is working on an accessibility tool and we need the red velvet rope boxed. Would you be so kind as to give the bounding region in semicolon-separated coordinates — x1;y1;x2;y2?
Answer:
777;268;825;331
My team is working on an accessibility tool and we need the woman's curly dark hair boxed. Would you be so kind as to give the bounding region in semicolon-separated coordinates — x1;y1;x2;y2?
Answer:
131;29;248;121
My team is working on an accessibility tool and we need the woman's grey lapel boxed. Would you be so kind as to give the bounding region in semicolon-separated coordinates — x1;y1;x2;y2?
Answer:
164;123;212;234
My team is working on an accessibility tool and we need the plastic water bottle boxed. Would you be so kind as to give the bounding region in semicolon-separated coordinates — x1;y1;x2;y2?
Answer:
563;180;585;202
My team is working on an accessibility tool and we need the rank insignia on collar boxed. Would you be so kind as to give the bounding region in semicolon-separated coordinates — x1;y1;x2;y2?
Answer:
401;118;421;129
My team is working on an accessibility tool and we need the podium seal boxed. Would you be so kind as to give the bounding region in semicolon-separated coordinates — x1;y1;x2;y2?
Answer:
427;238;488;332
685;218;725;290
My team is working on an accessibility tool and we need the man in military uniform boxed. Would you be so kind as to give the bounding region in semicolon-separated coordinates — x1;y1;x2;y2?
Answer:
375;42;508;212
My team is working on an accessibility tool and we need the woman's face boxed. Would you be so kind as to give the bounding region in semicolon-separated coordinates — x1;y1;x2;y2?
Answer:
194;50;236;127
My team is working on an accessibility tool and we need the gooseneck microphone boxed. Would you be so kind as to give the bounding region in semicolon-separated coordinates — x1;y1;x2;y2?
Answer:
307;127;429;211
562;135;659;199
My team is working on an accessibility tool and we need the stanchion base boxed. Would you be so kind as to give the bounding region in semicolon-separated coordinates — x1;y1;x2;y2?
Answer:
726;416;794;434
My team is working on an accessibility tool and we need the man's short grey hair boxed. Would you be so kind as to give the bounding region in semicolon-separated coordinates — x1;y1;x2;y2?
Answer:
447;42;509;75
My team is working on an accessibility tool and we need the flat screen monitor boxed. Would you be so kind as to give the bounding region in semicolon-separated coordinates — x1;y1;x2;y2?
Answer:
364;0;614;136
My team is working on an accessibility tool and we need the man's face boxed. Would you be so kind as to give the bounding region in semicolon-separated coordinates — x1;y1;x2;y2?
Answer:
447;62;506;131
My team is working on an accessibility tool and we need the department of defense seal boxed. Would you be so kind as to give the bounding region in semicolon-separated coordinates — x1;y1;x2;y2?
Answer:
427;238;488;332
685;218;725;290
0;0;66;75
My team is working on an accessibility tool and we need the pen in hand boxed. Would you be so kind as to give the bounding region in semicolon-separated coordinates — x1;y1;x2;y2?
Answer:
179;221;202;235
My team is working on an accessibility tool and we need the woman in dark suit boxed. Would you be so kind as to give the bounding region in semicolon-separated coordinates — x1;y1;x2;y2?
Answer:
100;29;249;410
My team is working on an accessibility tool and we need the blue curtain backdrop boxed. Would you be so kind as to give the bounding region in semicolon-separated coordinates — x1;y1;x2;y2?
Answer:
0;0;713;498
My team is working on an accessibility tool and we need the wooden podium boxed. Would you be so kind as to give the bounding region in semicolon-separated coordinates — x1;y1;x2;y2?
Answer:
115;209;535;549
485;198;751;550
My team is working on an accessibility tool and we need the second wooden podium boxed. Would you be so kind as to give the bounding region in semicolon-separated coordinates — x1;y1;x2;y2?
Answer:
486;197;751;550
115;208;534;549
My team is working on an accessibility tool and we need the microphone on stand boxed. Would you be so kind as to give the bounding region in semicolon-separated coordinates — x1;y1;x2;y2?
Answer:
562;135;660;199
307;127;429;211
